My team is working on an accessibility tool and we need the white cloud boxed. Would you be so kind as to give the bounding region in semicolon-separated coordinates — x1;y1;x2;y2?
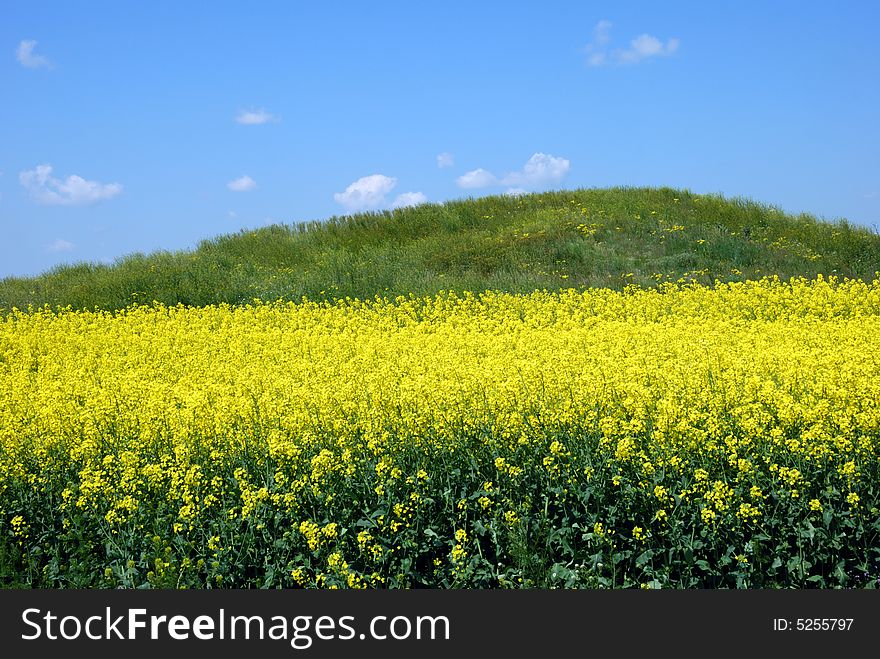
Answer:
16;40;51;69
47;239;74;253
334;174;398;212
456;154;571;192
615;34;679;64
235;109;277;125
228;210;238;218
584;20;612;67
587;52;607;67
504;188;528;197
227;175;256;192
436;152;454;168
501;153;571;188
456;168;497;189
391;191;427;209
593;20;613;46
584;20;678;67
19;164;122;206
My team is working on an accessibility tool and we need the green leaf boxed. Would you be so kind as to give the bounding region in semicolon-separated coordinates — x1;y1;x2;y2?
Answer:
636;550;654;567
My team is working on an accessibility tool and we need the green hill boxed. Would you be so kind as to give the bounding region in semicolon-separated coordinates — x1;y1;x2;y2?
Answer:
2;187;879;311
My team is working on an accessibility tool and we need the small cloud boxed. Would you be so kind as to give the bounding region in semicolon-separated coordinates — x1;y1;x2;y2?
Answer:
235;109;277;125
391;191;427;209
583;20;612;67
47;239;74;253
334;174;398;212
504;188;528;197
456;154;571;192
436;152;454;168
587;52;607;67
20;164;122;206
501;153;570;188
863;192;877;199
593;20;613;46
456;168;497;189
16;40;51;69
227;175;256;192
616;34;679;64
228;210;238;218
584;20;678;67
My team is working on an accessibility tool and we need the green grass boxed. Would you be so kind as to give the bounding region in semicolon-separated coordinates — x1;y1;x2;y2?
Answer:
2;186;879;311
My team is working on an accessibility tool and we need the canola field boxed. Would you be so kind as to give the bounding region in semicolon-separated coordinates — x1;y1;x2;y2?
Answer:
2;276;879;588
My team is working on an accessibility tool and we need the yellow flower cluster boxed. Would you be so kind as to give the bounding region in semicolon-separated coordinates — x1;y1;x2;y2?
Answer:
1;275;878;586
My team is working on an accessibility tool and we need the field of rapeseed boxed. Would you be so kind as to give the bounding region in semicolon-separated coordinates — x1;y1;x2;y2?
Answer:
2;276;880;588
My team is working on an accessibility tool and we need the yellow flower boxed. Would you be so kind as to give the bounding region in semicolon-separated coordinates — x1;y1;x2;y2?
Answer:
298;521;322;551
291;567;309;585
736;503;761;523
10;515;28;538
327;551;347;571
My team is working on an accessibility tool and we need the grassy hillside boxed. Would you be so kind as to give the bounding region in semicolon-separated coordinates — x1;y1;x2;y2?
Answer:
2;187;879;311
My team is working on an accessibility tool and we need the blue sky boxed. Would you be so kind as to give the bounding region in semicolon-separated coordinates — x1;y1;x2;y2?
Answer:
2;1;878;278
